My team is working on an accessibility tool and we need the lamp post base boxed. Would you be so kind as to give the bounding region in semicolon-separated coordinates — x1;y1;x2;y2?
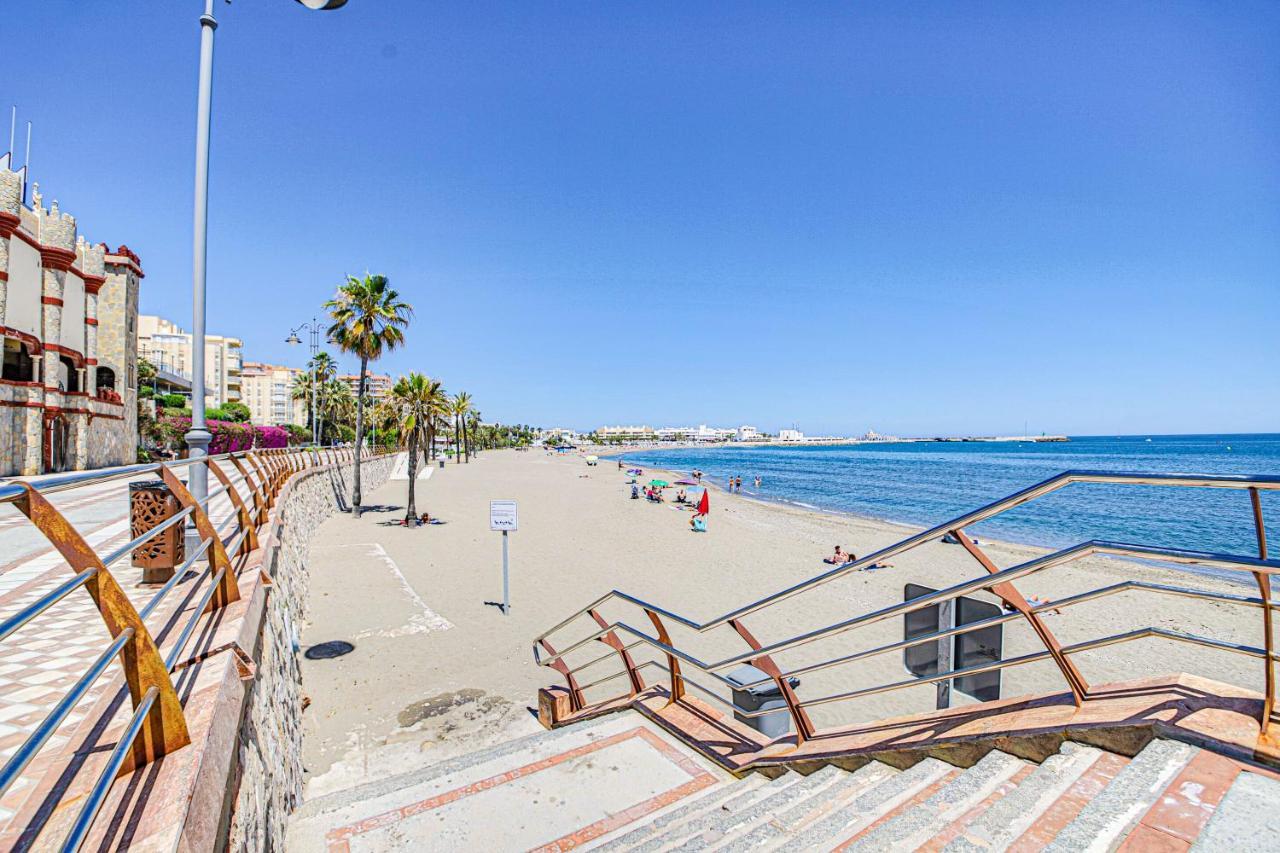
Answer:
183;426;212;556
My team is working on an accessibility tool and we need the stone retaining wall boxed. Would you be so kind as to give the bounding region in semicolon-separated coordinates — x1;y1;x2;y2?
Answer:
226;454;395;852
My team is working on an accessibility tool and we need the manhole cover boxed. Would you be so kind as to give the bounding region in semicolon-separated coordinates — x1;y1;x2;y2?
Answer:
305;641;355;660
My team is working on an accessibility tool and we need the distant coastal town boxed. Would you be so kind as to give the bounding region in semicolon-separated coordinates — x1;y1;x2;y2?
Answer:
539;424;1069;447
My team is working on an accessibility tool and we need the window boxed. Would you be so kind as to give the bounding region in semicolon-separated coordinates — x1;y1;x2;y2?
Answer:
2;339;35;382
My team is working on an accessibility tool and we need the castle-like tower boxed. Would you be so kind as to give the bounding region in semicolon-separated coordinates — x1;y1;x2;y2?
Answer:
0;166;142;474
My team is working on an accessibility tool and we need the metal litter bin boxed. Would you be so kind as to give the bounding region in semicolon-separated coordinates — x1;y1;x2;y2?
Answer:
725;664;800;739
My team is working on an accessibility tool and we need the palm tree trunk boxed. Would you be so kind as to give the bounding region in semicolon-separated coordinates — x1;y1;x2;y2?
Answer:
352;356;368;516
454;413;460;464
405;430;418;525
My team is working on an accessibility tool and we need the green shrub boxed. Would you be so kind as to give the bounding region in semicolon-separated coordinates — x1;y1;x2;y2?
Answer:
160;393;187;409
219;401;252;422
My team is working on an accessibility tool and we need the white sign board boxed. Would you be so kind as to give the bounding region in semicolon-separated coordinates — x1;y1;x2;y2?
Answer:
490;500;518;531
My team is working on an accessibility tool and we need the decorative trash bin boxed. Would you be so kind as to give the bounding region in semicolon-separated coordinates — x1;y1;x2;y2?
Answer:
129;480;186;583
725;664;800;739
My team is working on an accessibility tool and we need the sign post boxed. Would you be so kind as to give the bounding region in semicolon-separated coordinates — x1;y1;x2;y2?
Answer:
489;500;518;615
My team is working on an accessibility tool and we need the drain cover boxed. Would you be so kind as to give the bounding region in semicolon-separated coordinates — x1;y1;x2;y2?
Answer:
305;640;355;660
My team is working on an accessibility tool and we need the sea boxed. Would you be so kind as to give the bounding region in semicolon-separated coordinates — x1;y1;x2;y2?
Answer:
613;434;1279;582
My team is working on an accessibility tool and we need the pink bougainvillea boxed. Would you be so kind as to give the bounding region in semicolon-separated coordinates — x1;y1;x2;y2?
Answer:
254;425;289;449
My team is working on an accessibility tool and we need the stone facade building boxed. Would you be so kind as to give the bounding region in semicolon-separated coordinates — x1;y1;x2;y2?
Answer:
137;315;242;408
241;361;305;426
0;167;140;475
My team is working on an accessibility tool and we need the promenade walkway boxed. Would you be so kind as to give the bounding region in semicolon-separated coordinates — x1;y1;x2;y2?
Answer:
0;476;241;831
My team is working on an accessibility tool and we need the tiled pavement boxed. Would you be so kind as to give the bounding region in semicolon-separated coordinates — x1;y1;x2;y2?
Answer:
0;478;241;830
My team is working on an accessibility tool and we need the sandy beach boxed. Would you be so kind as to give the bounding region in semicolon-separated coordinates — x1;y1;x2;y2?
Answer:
297;447;1268;790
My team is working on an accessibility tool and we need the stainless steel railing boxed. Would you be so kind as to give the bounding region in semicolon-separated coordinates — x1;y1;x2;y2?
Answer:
0;444;381;850
533;470;1280;744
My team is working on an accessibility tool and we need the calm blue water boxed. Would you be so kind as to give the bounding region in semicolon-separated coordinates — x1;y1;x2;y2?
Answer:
614;435;1279;577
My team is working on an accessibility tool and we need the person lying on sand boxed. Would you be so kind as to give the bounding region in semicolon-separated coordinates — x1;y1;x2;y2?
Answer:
824;545;851;565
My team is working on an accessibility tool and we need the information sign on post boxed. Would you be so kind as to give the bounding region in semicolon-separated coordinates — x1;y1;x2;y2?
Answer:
490;500;517;614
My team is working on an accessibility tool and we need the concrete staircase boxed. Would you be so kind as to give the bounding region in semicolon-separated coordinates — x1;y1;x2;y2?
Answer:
287;710;1279;851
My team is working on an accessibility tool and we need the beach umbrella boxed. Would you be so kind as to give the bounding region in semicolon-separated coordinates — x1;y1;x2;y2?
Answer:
649;479;669;488
696;489;710;516
674;479;697;486
585;455;599;461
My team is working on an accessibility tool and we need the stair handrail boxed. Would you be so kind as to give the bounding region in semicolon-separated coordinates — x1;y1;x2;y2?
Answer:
533;469;1280;743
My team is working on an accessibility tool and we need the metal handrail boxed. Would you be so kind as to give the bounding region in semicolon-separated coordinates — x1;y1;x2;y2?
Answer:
0;444;387;847
533;470;1280;743
538;540;1280;671
535;471;1280;645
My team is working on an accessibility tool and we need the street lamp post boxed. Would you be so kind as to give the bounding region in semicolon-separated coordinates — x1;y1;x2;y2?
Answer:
287;319;321;446
184;0;349;541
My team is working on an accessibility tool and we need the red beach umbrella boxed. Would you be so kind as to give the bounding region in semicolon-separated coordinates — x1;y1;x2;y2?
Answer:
697;489;710;516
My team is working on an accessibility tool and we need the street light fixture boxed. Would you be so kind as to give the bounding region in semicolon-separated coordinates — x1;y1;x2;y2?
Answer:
185;0;348;524
286;319;322;446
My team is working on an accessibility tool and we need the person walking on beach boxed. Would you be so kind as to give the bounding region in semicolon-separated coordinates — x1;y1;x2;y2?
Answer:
735;476;743;493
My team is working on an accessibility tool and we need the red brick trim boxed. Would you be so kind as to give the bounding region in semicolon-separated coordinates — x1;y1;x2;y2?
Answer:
45;343;86;366
39;246;77;271
83;273;105;294
0;399;44;410
0;211;19;237
0;326;43;355
104;245;144;279
0;378;43;388
85;358;97;366
85;317;98;326
0;270;8;281
41;296;63;307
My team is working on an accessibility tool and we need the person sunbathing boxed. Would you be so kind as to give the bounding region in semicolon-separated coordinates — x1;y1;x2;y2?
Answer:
824;546;851;564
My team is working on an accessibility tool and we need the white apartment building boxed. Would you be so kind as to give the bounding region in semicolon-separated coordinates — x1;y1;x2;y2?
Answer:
597;425;656;441
736;425;760;441
654;425;735;442
778;428;805;442
137;315;242;408
241;361;306;426
339;372;393;402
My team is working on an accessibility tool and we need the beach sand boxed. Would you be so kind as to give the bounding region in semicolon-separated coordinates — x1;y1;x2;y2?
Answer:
297;447;1268;786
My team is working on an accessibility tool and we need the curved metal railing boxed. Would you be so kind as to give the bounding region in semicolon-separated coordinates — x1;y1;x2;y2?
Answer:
0;444;384;850
533;471;1280;744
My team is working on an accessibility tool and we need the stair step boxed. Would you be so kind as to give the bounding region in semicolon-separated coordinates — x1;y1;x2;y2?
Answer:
625;771;807;853
788;757;956;849
1044;738;1197;852
841;750;1030;852
1191;769;1280;852
725;761;900;852
943;742;1106;852
293;708;637;822
588;775;766;852
666;766;851;851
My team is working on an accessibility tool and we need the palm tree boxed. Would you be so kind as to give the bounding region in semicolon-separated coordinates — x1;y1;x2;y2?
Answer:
325;274;412;516
451;392;472;464
388;373;433;526
291;352;338;444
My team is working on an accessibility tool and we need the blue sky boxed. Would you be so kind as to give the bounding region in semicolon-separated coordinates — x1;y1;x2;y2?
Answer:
7;1;1278;436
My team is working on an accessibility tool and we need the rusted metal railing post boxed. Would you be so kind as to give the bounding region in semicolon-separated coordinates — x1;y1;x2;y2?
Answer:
727;617;817;744
538;638;586;711
206;458;257;556
954;528;1089;705
1250;487;1276;737
12;485;191;771
644;609;685;704
587;609;645;696
159;465;241;611
228;453;268;527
